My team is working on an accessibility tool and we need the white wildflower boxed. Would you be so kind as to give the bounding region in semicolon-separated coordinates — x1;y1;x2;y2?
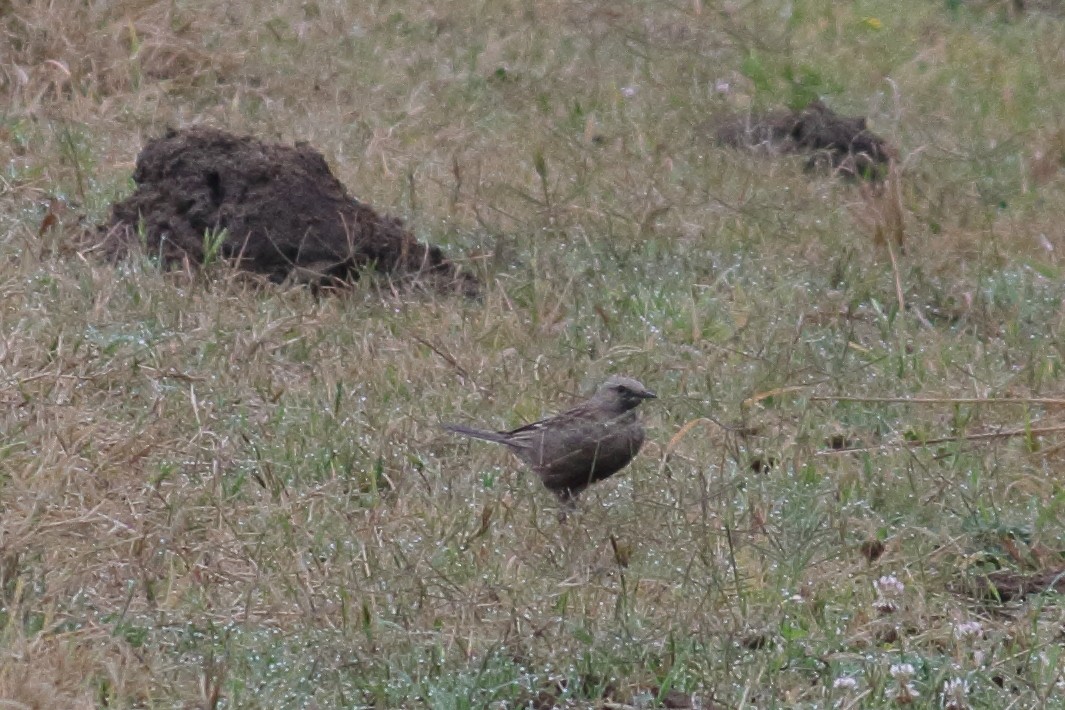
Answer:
942;677;970;710
890;663;915;679
875;575;905;596
873;574;905;614
943;677;968;693
833;676;858;690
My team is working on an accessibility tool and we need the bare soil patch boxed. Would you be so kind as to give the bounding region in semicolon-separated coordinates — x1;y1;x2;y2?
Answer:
714;100;893;179
89;126;477;294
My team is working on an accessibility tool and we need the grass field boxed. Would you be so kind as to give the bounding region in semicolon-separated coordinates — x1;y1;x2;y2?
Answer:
4;0;1065;707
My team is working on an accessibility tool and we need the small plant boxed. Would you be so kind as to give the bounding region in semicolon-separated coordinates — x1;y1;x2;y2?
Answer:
201;227;228;267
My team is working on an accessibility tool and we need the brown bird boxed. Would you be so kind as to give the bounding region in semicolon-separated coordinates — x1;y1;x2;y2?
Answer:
442;376;656;504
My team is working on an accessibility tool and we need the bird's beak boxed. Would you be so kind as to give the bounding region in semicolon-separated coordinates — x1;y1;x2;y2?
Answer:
640;389;657;399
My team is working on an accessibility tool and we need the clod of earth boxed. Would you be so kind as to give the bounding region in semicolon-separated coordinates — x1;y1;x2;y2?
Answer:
714;100;894;180
89;126;478;295
962;567;1065;602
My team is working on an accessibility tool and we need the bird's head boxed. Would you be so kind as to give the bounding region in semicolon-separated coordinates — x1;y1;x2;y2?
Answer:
594;376;657;412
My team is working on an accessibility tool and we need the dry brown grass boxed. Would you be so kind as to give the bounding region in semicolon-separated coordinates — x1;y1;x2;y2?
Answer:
4;0;1065;707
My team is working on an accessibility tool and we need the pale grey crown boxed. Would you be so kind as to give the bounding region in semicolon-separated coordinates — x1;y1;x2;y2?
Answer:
589;376;657;414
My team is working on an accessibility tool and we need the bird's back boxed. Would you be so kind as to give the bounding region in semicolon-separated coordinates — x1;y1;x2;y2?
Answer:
506;410;646;495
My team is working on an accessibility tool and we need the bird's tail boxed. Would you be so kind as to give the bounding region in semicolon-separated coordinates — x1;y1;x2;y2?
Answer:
440;423;509;444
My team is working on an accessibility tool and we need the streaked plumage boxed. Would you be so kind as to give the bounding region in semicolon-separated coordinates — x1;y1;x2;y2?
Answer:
442;376;656;503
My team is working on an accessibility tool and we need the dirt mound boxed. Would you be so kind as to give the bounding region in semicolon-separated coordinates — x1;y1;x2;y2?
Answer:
91;126;477;294
715;100;893;179
960;567;1065;602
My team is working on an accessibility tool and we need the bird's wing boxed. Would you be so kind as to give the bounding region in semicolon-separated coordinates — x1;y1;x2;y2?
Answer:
503;417;553;437
503;403;612;437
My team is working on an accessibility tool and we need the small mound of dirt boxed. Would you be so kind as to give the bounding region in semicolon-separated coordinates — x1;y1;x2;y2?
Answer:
714;100;893;179
90;126;477;295
962;567;1065;603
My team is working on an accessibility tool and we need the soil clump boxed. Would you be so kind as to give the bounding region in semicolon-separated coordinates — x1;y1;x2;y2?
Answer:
714;100;893;179
91;126;477;294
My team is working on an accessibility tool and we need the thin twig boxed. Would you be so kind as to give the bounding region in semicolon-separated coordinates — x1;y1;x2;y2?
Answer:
410;334;482;391
815;422;1065;456
886;236;905;314
811;395;1065;406
657;417;722;477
